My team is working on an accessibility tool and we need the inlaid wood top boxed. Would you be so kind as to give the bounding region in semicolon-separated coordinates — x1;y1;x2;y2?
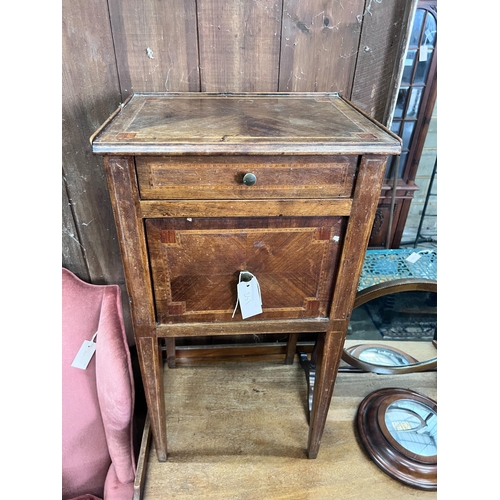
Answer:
92;93;401;155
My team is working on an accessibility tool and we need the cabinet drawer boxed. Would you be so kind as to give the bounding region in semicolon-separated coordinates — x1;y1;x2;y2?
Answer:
136;155;357;200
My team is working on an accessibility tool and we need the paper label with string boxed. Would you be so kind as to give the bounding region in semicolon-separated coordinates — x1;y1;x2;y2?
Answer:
232;271;262;319
71;332;98;370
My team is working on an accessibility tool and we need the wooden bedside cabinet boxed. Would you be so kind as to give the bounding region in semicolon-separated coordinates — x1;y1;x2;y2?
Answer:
91;92;401;461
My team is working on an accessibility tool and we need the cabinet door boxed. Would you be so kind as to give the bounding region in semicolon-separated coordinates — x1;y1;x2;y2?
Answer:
146;217;347;323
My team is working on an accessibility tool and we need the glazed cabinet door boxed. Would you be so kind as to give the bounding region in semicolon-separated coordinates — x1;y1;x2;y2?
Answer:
145;216;347;324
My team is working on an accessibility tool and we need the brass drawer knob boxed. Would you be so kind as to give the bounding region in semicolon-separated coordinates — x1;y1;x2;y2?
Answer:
242;172;257;186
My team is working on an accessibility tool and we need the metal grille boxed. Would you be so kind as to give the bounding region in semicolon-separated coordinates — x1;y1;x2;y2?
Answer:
358;249;437;290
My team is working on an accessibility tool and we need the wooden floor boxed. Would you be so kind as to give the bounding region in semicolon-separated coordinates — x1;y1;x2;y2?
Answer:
138;342;437;500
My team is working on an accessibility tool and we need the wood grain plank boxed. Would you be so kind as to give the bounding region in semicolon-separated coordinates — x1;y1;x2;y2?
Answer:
62;176;89;281
351;0;416;123
108;0;200;97
197;0;283;92
62;0;125;286
140;199;353;218
140;362;436;499
156;318;337;337
278;0;365;93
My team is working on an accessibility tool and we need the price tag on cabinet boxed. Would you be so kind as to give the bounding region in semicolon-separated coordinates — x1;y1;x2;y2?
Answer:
232;271;262;319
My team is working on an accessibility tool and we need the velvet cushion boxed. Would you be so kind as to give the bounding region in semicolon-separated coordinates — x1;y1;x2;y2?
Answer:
95;285;136;489
62;268;135;500
69;496;102;500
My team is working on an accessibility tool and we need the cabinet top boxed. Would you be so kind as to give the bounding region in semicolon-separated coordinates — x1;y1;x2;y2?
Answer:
91;93;401;156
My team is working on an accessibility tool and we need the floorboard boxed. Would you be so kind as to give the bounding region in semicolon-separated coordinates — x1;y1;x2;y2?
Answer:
139;354;437;499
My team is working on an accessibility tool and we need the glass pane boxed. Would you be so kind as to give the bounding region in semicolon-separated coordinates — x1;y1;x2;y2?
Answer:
414;50;433;84
358;347;413;366
402;121;416;150
410;9;425;46
394;88;409;119
423;11;437;47
398;152;408;178
349;290;437;341
385;400;437;456
391;119;402;136
401;50;416;85
406;87;423;118
385;156;393;178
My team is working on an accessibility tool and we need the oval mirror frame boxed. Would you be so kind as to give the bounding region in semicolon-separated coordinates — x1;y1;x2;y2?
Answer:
342;278;437;374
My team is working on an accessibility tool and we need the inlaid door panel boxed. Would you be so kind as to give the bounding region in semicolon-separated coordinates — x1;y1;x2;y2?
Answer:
145;217;347;323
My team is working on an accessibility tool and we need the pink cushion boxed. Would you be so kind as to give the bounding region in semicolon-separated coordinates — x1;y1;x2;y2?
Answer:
95;286;136;486
68;496;102;500
62;268;135;500
104;463;136;500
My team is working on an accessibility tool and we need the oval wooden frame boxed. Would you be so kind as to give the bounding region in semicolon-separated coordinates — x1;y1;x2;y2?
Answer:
345;343;419;365
357;387;437;490
342;278;437;374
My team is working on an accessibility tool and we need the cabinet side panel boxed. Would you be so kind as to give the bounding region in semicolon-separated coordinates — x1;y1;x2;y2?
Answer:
330;155;389;319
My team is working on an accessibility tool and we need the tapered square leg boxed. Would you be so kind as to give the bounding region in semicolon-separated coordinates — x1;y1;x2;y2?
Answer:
306;331;344;459
137;336;168;461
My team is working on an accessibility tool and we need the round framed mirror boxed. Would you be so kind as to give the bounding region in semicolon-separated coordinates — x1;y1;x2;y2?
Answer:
342;278;437;374
357;387;437;490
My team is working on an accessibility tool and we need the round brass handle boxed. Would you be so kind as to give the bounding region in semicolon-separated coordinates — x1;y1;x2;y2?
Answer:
242;172;257;186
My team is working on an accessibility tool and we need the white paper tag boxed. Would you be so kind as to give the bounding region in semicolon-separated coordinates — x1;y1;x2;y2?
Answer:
419;45;428;62
71;332;97;370
406;252;422;264
232;272;262;319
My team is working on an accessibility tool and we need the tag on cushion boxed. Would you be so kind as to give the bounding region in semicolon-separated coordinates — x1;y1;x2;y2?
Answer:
71;332;97;369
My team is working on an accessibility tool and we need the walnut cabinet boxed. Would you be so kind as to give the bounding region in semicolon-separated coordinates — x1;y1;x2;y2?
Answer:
91;92;401;461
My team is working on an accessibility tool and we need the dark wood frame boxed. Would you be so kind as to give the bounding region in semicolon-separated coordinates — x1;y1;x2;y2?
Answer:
357;387;437;490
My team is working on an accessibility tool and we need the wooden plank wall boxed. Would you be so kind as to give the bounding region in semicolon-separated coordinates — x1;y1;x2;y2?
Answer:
62;0;415;345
